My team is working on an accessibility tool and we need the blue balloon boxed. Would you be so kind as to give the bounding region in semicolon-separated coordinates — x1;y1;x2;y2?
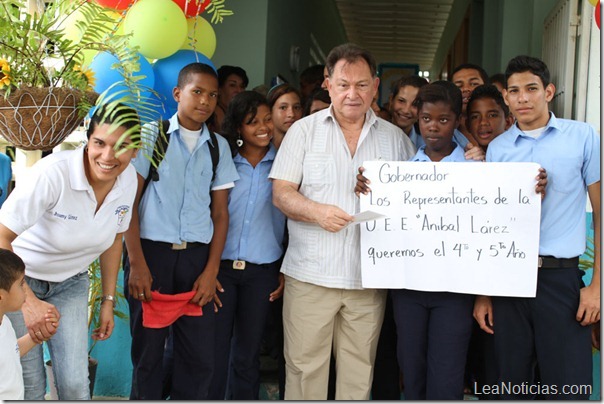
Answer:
152;50;216;113
90;51;155;104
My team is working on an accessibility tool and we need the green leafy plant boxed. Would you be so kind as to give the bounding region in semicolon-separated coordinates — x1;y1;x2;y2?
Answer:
579;236;595;272
0;0;127;95
206;0;234;24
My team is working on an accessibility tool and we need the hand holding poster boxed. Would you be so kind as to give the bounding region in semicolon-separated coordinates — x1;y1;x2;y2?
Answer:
359;161;542;297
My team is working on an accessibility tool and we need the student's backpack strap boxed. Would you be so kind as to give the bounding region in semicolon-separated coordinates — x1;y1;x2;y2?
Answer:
141;119;171;198
208;131;219;183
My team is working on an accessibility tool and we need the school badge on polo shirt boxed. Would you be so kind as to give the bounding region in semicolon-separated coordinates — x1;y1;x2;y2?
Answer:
115;205;130;226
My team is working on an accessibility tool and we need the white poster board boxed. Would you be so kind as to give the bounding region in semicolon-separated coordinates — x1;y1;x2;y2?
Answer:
359;161;542;297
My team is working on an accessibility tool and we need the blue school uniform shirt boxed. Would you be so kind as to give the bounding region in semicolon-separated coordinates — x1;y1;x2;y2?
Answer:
133;114;239;244
0;153;11;206
486;113;600;258
413;128;470;150
407;125;423;149
410;141;471;163
221;144;286;264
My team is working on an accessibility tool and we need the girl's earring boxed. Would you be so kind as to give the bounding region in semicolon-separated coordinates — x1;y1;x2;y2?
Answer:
236;134;243;147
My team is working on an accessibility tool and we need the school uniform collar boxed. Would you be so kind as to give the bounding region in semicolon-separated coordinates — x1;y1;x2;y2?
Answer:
510;111;560;142
168;113;216;148
234;142;277;164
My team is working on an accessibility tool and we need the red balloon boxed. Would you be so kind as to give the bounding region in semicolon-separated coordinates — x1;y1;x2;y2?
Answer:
596;1;601;30
173;0;210;17
94;0;134;11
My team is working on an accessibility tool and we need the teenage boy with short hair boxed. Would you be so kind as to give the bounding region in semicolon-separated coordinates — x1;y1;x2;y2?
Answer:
124;62;239;400
451;63;490;146
476;55;600;399
0;248;59;400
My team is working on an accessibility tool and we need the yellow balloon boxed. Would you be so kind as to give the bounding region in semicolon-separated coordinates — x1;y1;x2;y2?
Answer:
181;16;216;59
59;8;124;66
589;0;599;7
124;0;188;60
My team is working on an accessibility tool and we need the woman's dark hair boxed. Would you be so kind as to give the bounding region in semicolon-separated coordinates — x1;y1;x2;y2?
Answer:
87;102;140;141
413;81;463;117
304;88;331;116
0;248;25;292
267;83;302;109
467;84;510;117
221;91;270;153
217;65;249;88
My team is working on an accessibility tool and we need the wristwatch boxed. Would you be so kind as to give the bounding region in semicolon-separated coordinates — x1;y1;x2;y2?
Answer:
101;294;116;308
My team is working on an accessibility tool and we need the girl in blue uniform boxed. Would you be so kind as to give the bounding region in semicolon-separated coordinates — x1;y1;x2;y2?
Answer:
391;81;476;400
209;91;286;399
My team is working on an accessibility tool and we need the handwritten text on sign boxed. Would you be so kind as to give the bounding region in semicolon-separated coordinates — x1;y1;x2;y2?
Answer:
359;162;541;297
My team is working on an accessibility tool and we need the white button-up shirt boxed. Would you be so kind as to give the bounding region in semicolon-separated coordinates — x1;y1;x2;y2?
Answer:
270;107;416;289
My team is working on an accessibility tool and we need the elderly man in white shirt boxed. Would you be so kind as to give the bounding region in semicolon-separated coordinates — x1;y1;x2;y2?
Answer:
269;43;415;400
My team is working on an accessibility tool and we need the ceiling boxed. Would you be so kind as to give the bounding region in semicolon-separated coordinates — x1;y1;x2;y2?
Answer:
333;0;455;71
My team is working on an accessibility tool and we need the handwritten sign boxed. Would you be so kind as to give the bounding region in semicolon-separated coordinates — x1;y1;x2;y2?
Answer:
360;161;541;297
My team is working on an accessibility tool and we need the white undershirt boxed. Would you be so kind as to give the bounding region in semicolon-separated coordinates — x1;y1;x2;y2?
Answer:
179;126;202;154
522;126;547;139
178;126;234;191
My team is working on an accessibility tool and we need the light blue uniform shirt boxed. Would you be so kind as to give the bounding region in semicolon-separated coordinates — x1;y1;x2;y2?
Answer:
412;127;470;150
133;113;239;244
0;153;11;206
411;141;473;163
486;113;600;258
222;144;285;264
408;125;423;149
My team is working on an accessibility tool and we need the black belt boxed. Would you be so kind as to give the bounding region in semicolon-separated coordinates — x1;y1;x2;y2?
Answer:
150;240;206;250
538;256;579;269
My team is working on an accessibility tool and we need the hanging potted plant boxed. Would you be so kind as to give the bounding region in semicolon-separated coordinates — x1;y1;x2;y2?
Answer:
0;0;140;150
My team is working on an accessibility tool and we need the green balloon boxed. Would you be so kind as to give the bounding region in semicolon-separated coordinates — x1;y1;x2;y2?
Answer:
124;0;187;60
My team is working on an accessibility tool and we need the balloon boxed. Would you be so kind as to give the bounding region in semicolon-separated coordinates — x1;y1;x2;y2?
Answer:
596;1;601;29
172;0;211;17
123;0;187;60
89;52;155;104
181;16;216;58
94;0;134;11
589;0;599;7
59;7;124;66
152;50;216;113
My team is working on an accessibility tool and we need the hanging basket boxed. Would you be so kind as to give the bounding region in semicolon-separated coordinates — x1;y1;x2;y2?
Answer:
0;87;98;151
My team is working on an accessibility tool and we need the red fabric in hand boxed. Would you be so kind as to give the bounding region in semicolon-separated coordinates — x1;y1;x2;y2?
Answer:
142;290;203;328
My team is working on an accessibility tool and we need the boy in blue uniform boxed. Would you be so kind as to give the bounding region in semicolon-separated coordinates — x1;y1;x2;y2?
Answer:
124;63;239;400
476;55;600;399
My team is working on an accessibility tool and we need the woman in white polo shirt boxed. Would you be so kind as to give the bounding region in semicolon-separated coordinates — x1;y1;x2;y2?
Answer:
0;103;139;400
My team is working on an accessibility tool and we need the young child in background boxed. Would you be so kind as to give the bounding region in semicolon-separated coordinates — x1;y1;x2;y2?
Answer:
210;91;286;399
0;248;59;400
267;84;302;149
